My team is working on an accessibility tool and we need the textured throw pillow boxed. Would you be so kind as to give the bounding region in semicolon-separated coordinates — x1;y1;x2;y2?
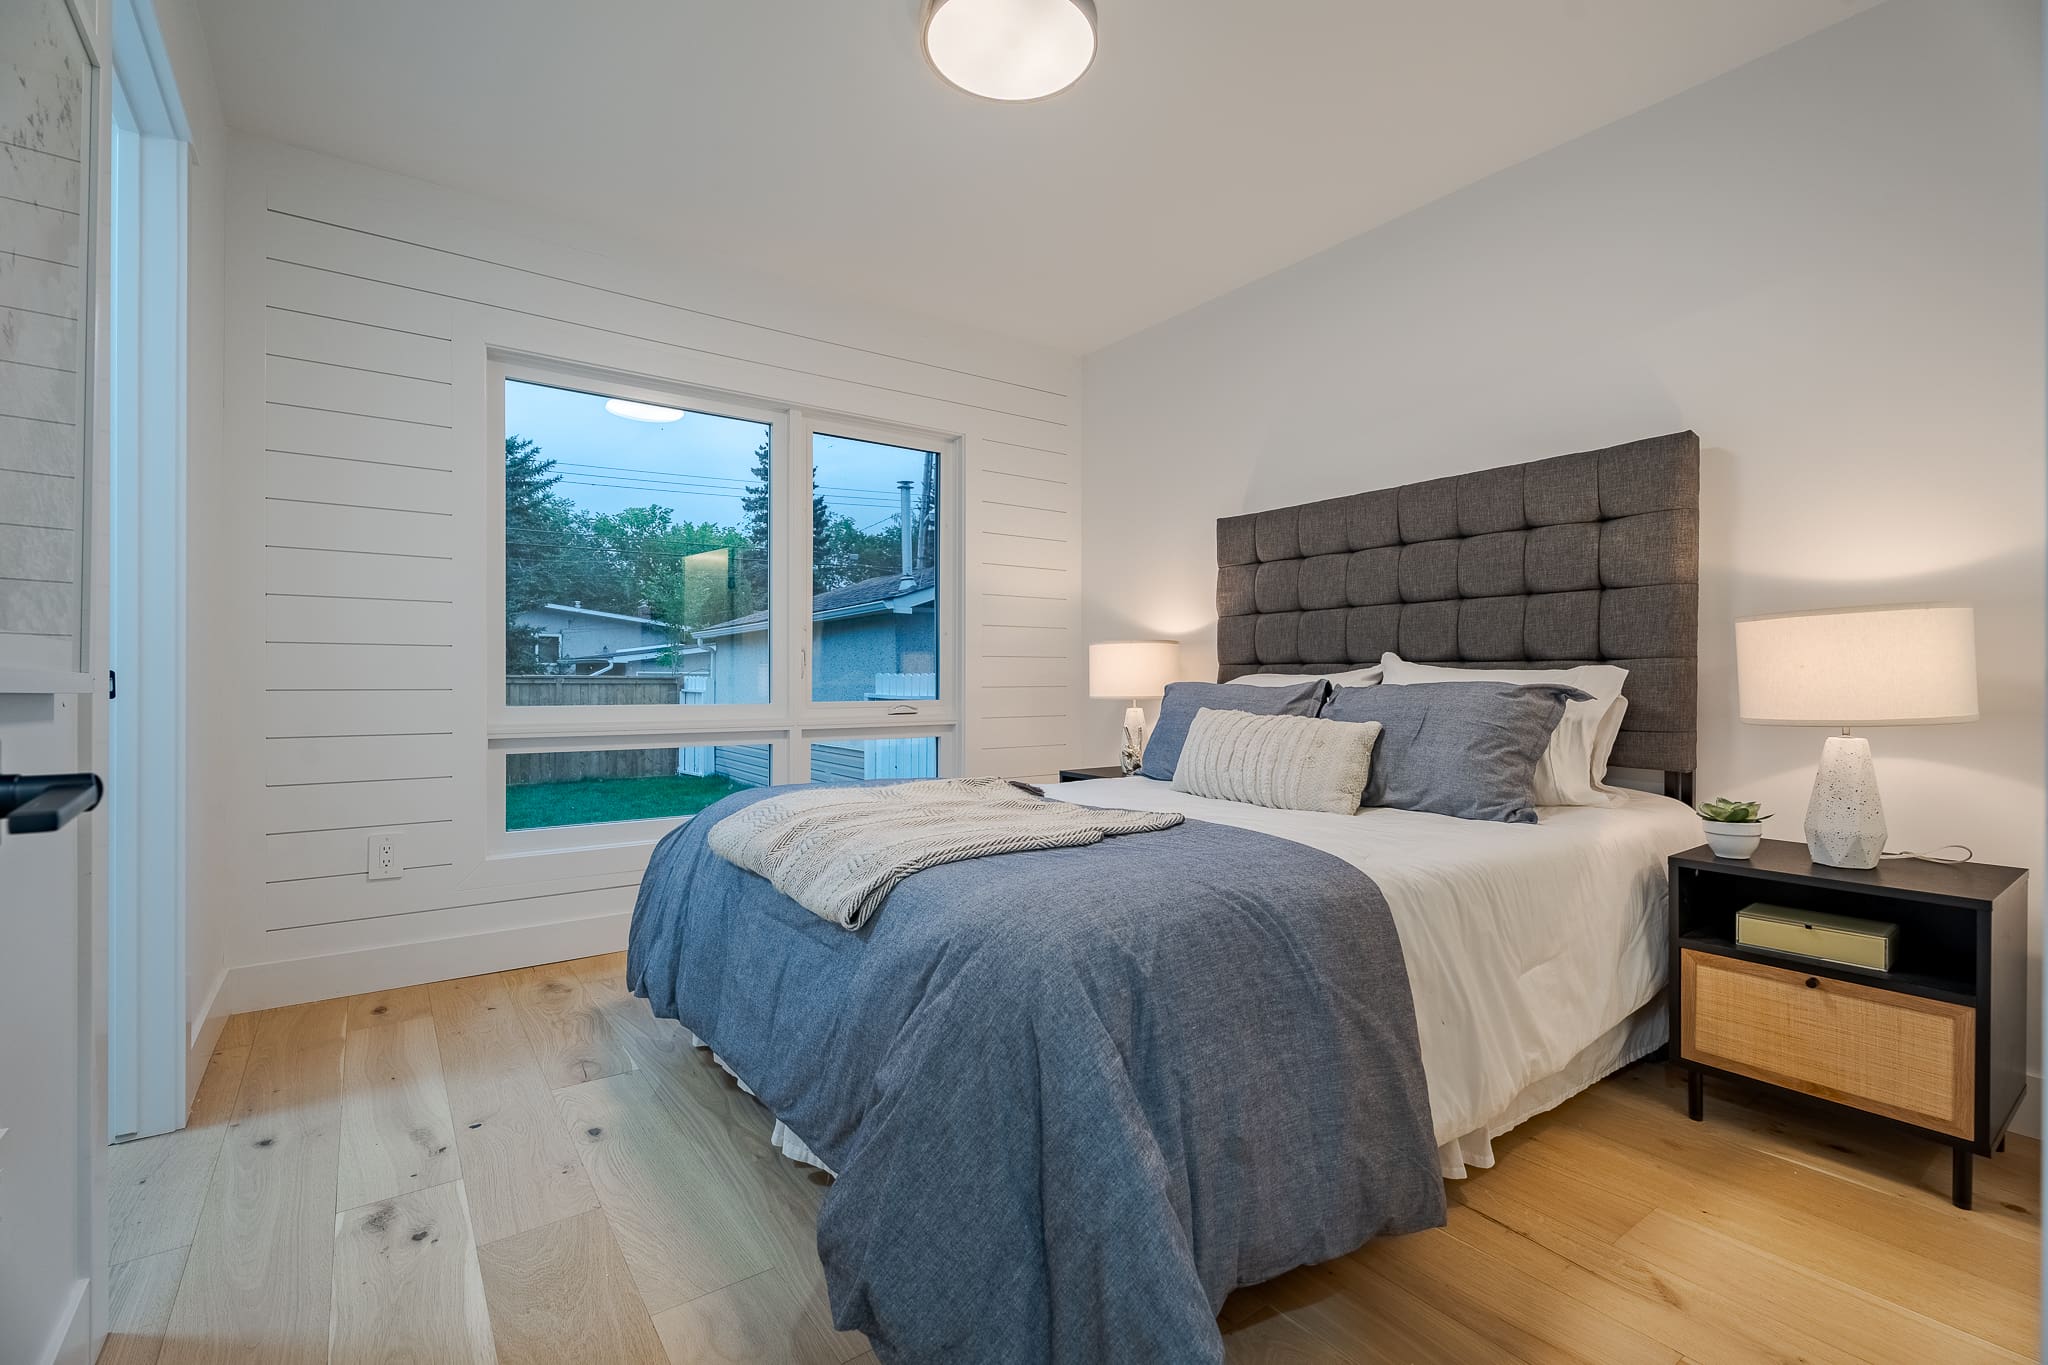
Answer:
1171;708;1382;815
1225;666;1384;689
1322;680;1588;824
1378;654;1629;807
1141;678;1327;782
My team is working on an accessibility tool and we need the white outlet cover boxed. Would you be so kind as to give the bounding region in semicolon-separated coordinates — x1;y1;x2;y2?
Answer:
368;832;402;880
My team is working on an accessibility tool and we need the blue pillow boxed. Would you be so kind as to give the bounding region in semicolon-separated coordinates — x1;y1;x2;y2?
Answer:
1320;680;1587;823
1142;679;1328;781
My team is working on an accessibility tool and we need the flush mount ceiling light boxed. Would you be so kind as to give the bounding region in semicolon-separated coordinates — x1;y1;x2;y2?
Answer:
604;398;685;423
922;0;1098;102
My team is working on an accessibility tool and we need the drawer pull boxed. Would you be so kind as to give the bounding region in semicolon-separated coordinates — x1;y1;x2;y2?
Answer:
1805;977;1819;989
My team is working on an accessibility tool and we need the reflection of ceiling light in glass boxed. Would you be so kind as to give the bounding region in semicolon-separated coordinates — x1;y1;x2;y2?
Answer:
923;0;1097;102
604;399;685;423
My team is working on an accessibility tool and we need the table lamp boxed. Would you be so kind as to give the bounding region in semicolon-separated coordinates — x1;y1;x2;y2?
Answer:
1734;604;1978;868
1088;641;1179;775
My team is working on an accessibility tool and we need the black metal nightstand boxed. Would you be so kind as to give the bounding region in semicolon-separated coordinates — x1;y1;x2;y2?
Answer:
1668;839;2028;1208
1056;766;1128;782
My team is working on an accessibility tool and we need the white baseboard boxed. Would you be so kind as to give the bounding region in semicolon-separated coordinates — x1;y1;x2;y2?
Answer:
188;963;229;1050
219;910;633;1015
35;1278;89;1365
185;965;231;1111
2009;1072;2042;1141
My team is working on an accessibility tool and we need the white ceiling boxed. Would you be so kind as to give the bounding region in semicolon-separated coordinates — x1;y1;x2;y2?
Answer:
193;0;1873;354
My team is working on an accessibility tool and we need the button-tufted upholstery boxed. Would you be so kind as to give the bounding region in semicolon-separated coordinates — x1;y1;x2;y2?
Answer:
1215;431;1699;776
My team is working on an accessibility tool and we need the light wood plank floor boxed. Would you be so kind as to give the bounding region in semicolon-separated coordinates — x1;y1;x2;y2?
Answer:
106;953;2038;1363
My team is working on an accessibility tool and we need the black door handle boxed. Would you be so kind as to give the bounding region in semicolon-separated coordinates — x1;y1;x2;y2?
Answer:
0;769;104;836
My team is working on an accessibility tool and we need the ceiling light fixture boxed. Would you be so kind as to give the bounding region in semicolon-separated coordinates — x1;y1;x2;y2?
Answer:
604;399;685;423
922;0;1098;103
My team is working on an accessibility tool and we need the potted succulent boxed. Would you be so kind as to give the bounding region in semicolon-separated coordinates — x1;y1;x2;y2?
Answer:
1697;797;1771;860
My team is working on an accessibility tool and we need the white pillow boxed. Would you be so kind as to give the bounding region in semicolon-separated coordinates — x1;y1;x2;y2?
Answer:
1227;666;1383;688
1377;653;1628;807
1170;707;1381;815
1590;695;1629;790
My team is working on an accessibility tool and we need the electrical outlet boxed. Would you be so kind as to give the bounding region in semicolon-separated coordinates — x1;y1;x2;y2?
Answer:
368;831;402;880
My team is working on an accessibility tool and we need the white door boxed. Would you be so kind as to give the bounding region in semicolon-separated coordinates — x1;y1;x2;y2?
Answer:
0;691;106;1365
0;1;112;1361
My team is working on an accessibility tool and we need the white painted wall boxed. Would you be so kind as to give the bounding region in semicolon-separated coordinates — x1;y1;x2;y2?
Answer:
208;136;1083;1011
1083;0;2044;1098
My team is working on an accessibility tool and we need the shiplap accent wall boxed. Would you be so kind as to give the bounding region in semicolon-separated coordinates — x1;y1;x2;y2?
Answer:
218;136;1083;1008
0;1;91;675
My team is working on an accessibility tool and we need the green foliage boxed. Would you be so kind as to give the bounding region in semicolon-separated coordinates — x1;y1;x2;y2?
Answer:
1697;797;1769;824
504;772;746;830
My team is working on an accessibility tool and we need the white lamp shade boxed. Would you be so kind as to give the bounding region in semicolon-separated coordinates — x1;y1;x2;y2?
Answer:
1735;604;1978;727
1089;640;1178;700
923;0;1098;102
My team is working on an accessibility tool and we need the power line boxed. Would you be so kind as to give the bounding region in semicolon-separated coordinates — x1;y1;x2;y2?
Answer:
538;457;925;499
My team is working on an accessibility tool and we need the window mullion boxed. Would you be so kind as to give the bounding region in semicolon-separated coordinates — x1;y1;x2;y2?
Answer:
780;409;813;740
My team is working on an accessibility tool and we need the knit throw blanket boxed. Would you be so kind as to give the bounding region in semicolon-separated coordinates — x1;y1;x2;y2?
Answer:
706;776;1185;930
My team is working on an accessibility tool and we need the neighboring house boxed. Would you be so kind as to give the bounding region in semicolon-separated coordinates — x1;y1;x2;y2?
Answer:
692;566;938;703
513;602;698;677
693;565;940;784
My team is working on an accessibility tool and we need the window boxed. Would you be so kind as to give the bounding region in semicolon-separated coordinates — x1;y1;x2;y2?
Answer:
807;431;942;704
504;376;772;708
505;744;771;830
491;358;959;843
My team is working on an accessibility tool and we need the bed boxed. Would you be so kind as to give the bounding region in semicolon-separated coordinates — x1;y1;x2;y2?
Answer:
627;431;1701;1364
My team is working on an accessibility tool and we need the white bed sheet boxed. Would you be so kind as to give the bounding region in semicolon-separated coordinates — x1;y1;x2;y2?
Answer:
1045;777;1702;1175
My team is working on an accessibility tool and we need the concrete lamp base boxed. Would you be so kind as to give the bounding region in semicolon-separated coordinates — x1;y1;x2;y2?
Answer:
1805;733;1887;869
1120;704;1146;775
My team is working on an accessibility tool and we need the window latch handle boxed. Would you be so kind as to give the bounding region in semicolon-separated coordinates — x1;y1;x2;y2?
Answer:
887;704;918;717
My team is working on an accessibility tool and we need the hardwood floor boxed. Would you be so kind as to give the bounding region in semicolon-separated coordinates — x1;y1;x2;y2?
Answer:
106;954;2039;1364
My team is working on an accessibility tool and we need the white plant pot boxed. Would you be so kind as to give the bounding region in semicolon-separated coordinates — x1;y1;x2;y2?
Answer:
1702;820;1764;860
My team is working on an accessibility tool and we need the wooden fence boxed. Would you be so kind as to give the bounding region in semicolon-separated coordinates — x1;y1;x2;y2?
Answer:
505;677;681;707
506;747;680;784
505;678;686;784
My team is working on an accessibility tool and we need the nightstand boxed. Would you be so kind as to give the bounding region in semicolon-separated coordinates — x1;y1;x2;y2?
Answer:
1056;766;1128;782
1668;839;2028;1208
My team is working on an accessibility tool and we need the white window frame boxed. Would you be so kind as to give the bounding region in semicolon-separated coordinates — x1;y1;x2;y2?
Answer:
794;410;959;729
485;353;961;852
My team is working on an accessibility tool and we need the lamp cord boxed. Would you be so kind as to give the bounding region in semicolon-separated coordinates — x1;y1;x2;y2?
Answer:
1881;844;1975;865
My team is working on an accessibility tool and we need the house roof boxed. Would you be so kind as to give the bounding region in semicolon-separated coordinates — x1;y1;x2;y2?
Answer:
559;643;710;665
530;602;675;629
693;567;936;639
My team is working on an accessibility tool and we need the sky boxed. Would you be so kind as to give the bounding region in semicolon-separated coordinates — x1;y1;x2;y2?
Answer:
505;379;931;536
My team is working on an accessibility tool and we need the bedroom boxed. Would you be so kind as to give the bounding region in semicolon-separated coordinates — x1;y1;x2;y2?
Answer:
0;1;2040;1362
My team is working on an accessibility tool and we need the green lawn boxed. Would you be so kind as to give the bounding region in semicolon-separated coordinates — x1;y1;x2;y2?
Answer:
506;772;748;831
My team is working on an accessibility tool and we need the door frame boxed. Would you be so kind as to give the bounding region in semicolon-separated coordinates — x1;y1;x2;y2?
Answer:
105;0;191;1143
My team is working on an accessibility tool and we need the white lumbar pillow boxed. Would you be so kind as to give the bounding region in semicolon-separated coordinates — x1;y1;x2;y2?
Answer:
1227;666;1383;688
1170;707;1381;815
1377;653;1628;807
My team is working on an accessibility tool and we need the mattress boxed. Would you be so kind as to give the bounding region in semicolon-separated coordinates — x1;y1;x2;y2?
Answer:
1044;778;1702;1174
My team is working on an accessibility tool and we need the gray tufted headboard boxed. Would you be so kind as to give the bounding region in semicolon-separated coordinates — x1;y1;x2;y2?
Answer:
1216;431;1699;794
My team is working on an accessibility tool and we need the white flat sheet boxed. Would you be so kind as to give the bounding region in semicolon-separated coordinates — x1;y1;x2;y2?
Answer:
1045;778;1702;1173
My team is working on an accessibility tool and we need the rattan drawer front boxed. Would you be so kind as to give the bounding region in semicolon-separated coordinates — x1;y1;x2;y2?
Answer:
1680;950;1974;1139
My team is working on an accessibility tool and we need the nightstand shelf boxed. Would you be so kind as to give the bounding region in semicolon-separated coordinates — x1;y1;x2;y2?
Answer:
1668;839;2028;1209
1056;766;1128;782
